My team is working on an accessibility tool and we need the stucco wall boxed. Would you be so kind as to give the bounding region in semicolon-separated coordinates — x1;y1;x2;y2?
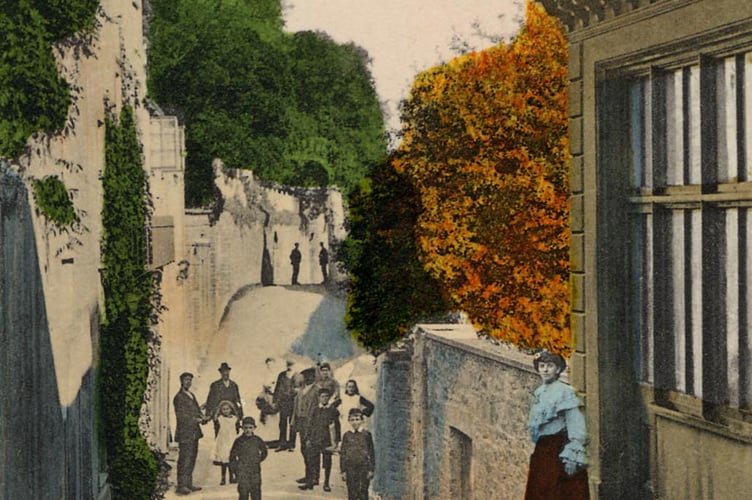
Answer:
179;161;347;343
0;165;105;499
373;324;541;500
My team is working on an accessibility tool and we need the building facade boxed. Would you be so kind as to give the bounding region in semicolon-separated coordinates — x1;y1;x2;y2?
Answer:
540;0;752;498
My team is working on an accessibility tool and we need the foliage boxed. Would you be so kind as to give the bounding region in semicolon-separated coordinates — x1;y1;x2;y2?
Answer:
99;105;159;499
342;154;451;353
32;175;78;226
0;0;98;158
147;0;386;206
396;2;571;354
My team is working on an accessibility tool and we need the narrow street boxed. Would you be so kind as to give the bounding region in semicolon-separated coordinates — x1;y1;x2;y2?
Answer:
163;284;376;499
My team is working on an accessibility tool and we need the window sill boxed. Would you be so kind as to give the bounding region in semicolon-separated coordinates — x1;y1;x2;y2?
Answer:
643;388;752;444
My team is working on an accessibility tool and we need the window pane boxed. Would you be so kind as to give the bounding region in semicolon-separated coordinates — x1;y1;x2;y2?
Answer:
717;56;739;183
667;70;684;186
687;65;701;185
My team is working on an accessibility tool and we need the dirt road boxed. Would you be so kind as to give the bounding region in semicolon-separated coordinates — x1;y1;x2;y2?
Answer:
162;284;376;499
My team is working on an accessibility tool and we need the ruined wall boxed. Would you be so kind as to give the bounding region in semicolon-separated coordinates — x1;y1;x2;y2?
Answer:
372;324;541;500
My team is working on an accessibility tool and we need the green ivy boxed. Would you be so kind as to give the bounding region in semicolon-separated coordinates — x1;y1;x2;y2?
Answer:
0;1;98;159
98;105;159;499
32;175;78;226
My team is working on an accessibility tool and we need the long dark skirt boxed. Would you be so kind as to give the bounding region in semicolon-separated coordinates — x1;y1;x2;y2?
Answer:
524;433;589;500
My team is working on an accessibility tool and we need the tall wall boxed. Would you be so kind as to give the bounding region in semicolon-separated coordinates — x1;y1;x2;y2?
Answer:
177;161;347;349
1;0;184;495
373;324;542;500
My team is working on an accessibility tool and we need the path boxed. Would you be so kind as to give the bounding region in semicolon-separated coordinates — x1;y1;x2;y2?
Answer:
163;284;377;499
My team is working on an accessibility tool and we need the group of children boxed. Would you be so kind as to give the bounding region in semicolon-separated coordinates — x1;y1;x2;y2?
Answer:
209;377;375;500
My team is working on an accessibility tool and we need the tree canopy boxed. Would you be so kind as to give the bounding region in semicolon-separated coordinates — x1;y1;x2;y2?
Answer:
147;0;387;206
346;1;571;354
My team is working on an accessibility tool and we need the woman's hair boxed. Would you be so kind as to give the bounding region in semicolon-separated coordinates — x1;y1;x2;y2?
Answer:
346;379;360;395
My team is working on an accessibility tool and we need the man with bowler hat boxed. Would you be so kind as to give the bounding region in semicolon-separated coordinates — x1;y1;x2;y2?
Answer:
206;362;244;435
173;372;207;495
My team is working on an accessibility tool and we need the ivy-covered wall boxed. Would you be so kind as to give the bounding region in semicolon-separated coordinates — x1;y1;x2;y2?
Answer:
99;105;161;499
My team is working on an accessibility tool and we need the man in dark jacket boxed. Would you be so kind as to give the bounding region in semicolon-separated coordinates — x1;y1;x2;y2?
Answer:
290;243;302;285
299;388;339;492
273;359;297;451
173;372;207;495
205;362;243;432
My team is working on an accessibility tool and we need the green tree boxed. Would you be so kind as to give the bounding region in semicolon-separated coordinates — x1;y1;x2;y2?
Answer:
147;0;386;206
342;154;450;352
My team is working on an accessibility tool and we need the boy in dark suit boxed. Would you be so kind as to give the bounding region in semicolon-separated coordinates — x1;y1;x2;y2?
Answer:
299;387;339;492
340;408;375;500
229;417;268;500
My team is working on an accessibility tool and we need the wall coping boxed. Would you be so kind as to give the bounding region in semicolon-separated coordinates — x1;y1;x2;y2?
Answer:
414;324;545;379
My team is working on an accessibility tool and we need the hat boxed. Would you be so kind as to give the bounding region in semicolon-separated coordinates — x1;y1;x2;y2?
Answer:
533;350;567;373
218;362;231;372
241;416;256;427
179;372;194;381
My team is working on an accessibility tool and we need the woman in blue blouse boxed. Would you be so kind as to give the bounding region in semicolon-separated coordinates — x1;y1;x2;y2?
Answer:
525;350;589;500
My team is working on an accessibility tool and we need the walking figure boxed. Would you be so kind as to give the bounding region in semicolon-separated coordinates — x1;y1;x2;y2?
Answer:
290;243;302;285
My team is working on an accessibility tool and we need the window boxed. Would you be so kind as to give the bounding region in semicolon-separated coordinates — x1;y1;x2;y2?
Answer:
629;52;752;418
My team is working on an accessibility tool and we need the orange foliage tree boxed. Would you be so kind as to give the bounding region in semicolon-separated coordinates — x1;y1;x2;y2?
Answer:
395;1;571;353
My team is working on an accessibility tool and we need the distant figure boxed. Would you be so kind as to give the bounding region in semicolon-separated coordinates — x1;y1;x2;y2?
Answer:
213;401;240;485
173;372;207;495
273;359;298;451
205;362;243;436
525;350;589;500
290;243;302;285
319;242;329;283
229;416;268;500
340;408;375;500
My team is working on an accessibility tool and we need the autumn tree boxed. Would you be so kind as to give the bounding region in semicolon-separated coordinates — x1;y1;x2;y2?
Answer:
396;1;571;353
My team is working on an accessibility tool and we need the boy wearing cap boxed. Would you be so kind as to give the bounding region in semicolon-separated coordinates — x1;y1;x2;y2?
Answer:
340;408;375;500
229;416;268;500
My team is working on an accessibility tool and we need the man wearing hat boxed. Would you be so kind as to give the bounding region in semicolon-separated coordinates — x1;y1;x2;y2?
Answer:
173;372;207;495
206;362;244;434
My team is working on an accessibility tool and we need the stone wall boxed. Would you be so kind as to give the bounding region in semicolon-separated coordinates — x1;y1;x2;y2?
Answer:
372;324;542;500
179;161;348;344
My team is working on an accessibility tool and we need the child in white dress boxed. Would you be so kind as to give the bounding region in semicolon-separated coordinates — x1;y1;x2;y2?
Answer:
213;400;240;485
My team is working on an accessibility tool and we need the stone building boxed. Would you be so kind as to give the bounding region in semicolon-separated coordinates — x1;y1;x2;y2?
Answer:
372;324;542;500
539;0;752;498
